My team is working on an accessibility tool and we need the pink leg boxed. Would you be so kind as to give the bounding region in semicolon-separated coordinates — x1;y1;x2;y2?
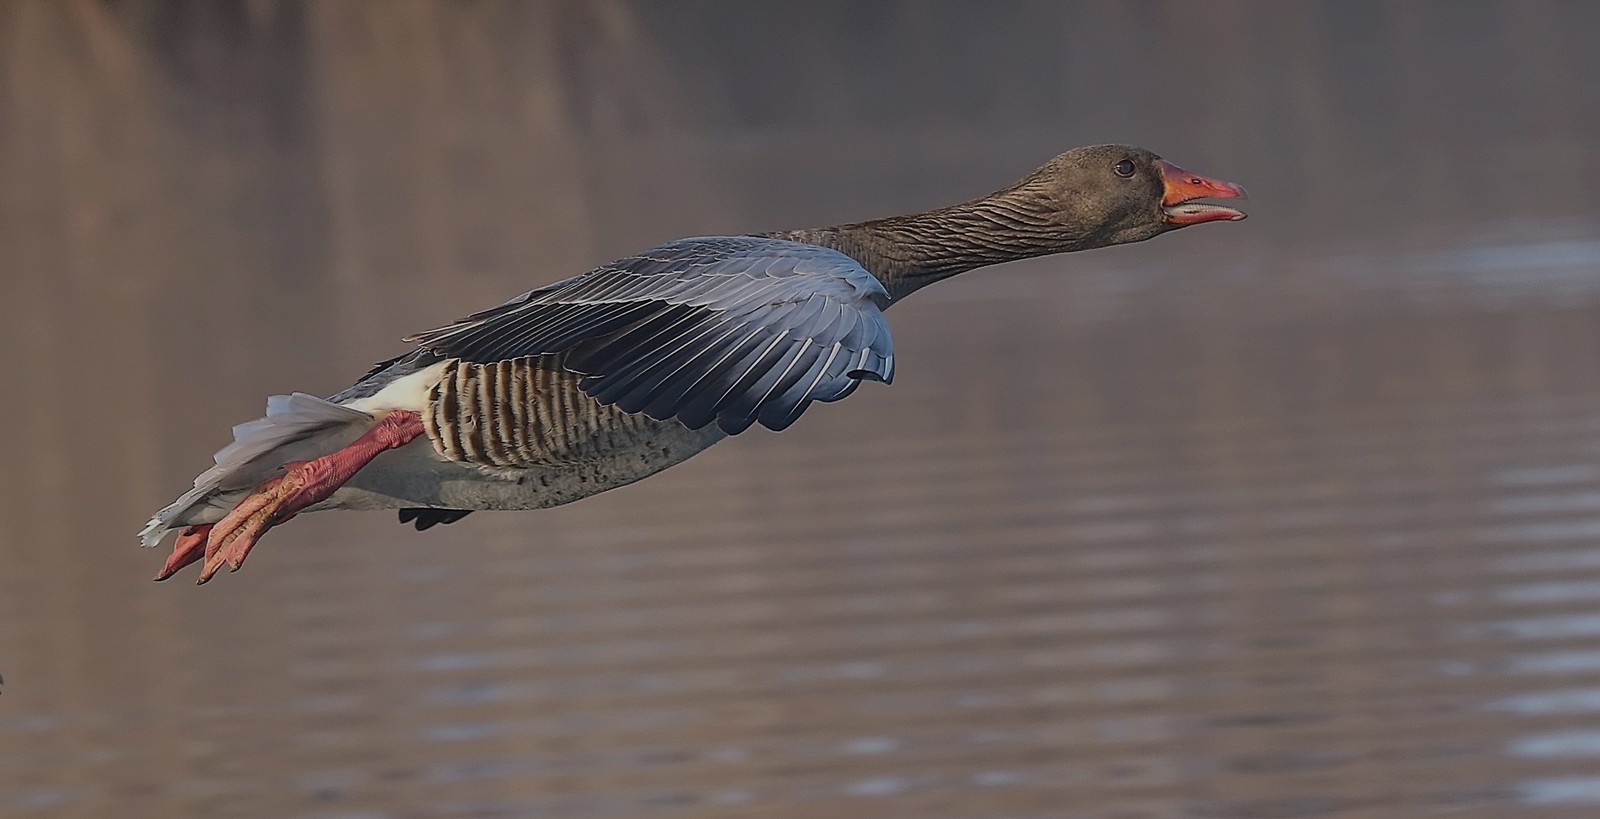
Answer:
154;524;215;581
194;410;425;584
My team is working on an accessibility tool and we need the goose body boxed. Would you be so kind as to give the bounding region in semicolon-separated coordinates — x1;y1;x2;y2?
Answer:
143;145;1246;582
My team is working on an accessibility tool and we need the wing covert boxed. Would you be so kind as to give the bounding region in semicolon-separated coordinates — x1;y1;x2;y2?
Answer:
406;237;894;435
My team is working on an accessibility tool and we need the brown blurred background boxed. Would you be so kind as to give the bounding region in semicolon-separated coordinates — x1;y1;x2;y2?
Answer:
4;1;1600;817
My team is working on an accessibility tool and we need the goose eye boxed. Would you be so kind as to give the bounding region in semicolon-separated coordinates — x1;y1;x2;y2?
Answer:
1113;159;1136;178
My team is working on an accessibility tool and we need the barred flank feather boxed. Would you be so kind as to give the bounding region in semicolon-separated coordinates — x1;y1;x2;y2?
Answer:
425;356;664;468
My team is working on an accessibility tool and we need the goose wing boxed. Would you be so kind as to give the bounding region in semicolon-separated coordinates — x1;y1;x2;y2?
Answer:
406;236;895;435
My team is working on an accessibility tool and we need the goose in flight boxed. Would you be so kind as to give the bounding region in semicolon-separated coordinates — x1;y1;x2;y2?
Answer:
142;145;1246;583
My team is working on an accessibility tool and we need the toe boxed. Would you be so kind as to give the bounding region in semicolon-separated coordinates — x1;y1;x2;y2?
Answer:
198;477;295;583
154;525;213;581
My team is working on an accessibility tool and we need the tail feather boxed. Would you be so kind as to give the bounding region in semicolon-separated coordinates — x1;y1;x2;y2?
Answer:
139;393;372;548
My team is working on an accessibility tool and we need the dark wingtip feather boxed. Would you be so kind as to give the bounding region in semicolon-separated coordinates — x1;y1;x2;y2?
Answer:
716;414;758;436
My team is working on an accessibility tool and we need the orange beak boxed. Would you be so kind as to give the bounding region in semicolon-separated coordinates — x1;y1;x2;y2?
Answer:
1157;159;1248;225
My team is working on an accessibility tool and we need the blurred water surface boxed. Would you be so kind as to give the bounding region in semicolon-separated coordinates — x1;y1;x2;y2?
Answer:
3;2;1600;817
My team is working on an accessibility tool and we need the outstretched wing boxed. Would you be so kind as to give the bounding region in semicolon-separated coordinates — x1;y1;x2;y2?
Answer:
407;236;895;435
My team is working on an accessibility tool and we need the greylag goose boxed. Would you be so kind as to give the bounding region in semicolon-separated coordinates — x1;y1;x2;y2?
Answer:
143;145;1246;583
